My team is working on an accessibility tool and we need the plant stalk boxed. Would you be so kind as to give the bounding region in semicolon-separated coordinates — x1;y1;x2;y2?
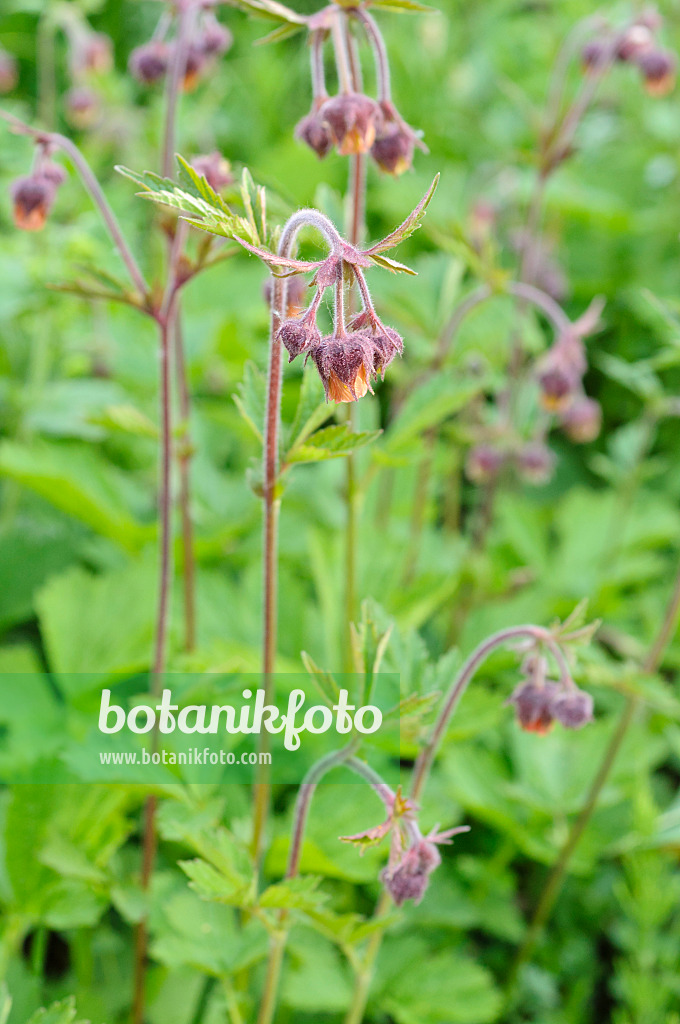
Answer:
505;558;680;994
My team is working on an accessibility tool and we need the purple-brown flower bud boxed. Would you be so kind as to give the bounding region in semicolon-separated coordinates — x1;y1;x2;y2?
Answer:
506;679;561;734
65;86;99;129
308;333;376;403
616;24;654;63
129;41;169;85
277;317;322;362
81;32;114;74
466;444;506;484
10;175;57;232
516;442;556;486
637;48;677;96
537;337;586;412
0;49;18;93
320;93;381;156
551;689;594;729
381;839;441;907
348;313;403;375
191;152;233;192
295;103;334;159
581;38;610;73
199;13;233;57
561;397;602;443
180;45;206;92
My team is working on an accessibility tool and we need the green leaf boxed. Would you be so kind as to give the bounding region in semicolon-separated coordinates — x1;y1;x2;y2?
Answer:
368;253;417;275
259;875;327;912
179;857;255;909
288;425;382;463
285;368;333;454
254;21;306;44
301;651;340;707
25;998;85;1024
227;0;306;25
365;175;439;256
233;361;266;444
0;441;152;552
369;0;436;10
383;373;486;453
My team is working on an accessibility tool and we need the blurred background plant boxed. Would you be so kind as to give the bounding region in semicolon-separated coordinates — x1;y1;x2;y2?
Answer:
1;0;680;1022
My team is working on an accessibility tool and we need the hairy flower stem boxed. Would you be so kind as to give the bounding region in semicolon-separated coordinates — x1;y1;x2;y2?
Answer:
252;210;345;865
0;114;148;299
506;559;680;996
411;624;571;804
257;745;385;1024
342;150;366;669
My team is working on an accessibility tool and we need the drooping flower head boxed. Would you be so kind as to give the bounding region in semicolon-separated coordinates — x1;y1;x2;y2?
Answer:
237;178;438;403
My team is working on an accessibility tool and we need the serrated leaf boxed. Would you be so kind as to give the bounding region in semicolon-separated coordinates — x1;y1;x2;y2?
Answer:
369;0;436;10
368;253;417;275
285;368;334;455
259;875;328;912
228;0;306;25
255;21;306;43
383;372;486;453
179;857;254;908
365;174;439;256
288;425;382;462
25;999;83;1024
301;651;340;706
233;361;266;444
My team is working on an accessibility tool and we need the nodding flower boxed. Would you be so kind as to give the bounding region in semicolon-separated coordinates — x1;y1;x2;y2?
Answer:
506;653;593;734
636;48;677;95
561;396;602;443
319;92;382;156
10;159;66;232
371;101;422;177
129;41;170;85
64;86;100;129
238;186;437;404
296;101;334;160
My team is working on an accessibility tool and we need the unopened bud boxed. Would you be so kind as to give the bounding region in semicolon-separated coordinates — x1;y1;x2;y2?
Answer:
371;121;415;176
65;86;99;129
82;32;114;74
320;93;381;156
277;318;321;362
617;24;654;62
561;397;602;443
516;442;556;485
581;38;610;73
199;13;232;56
129;41;169;85
551;689;594;729
466;444;505;484
381;840;441;907
10;175;57;232
506;680;560;734
295;105;334;159
637;48;677;96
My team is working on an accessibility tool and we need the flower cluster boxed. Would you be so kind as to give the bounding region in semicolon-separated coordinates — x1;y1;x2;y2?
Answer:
582;9;676;96
506;653;593;734
294;7;423;176
129;9;231;90
341;787;469;907
464;296;603;489
537;318;603;444
10;149;66;232
276;265;403;404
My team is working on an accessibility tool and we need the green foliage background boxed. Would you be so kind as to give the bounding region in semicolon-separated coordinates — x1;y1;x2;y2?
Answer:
1;0;680;1022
